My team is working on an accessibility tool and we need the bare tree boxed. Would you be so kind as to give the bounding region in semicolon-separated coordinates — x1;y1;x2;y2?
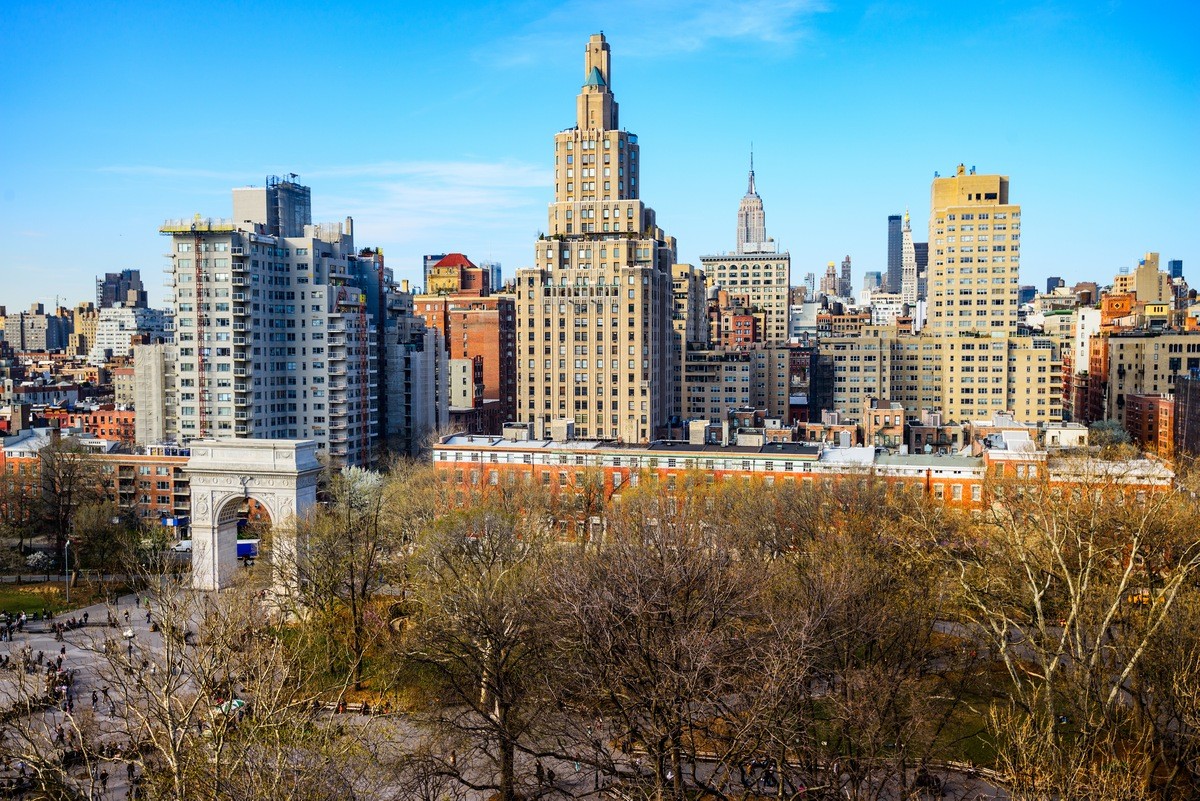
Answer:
402;498;554;801
0;467;38;555
0;572;369;801
543;482;788;801
289;466;396;688
37;435;103;556
70;501;136;574
943;460;1200;799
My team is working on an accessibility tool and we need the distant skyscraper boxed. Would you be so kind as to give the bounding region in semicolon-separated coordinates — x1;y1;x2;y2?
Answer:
804;272;816;296
863;271;883;292
736;152;768;254
886;214;902;293
819;262;839;296
702;152;790;342
1169;259;1183;279
913;241;929;299
838;255;852;298
479;260;503;291
96;269;147;308
1018;285;1037;305
900;211;918;304
1047;276;1065;294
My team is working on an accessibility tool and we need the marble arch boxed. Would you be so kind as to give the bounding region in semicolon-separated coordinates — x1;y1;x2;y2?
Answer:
185;440;321;591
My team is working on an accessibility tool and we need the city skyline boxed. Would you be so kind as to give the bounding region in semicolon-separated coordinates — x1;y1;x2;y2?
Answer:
1;1;1196;311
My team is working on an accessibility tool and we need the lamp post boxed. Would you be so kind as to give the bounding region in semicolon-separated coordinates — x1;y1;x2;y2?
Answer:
63;539;70;605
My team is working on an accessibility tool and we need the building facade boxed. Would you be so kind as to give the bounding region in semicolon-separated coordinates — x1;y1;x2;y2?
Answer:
97;269;148;309
700;159;791;343
515;33;677;443
156;176;439;465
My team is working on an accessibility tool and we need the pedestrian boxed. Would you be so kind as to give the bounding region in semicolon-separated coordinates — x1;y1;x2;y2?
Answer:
127;642;133;660
82;612;88;625
145;611;151;625
123;610;129;624
99;769;108;792
126;762;134;782
91;691;98;709
536;761;544;785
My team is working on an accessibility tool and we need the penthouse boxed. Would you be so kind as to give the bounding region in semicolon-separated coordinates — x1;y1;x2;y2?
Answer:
432;422;1173;511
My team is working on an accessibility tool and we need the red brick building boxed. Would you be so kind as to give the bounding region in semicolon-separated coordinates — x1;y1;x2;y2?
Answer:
432;430;1173;514
1125;394;1175;460
415;294;516;428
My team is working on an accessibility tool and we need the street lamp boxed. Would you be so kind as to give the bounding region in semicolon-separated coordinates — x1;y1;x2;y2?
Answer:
63;539;70;605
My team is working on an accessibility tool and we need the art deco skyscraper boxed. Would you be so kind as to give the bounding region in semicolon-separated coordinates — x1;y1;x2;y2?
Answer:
736;153;767;254
515;33;677;443
701;153;791;343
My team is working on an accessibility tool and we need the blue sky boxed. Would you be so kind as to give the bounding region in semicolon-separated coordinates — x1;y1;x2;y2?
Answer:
1;0;1196;311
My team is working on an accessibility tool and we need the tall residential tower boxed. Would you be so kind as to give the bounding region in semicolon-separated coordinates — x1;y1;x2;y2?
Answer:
515;34;677;442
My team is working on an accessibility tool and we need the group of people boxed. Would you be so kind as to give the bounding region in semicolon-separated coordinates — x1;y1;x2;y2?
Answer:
51;613;88;642
0;611;29;642
331;699;393;716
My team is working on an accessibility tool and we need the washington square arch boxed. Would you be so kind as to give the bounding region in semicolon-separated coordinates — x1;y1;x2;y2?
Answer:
184;440;321;591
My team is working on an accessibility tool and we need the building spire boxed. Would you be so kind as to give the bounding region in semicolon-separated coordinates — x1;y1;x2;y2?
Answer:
736;147;767;254
576;33;617;130
746;145;757;196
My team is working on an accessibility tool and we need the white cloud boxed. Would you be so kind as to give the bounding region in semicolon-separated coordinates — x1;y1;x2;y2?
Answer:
311;159;552;278
492;0;827;66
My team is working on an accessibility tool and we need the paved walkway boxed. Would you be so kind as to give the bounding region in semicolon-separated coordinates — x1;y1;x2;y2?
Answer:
0;591;162;799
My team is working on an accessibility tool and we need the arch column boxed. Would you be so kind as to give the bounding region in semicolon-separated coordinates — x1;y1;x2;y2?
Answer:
185;440;321;591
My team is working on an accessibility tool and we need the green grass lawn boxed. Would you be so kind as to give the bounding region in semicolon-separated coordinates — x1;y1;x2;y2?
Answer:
0;581;132;615
0;584;68;615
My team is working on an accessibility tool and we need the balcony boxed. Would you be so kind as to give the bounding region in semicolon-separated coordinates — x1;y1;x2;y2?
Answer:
233;352;248;361
233;368;248;377
231;261;246;272
233;307;248;316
